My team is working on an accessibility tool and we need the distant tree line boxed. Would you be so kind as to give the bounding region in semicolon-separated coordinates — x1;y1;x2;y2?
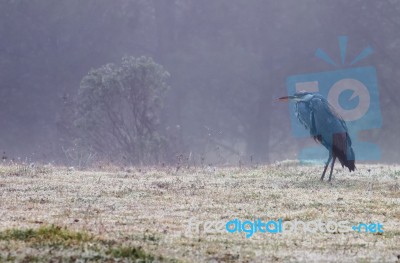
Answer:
0;0;399;165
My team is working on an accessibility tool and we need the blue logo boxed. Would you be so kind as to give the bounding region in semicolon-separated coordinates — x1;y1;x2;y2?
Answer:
286;36;382;162
224;218;383;238
184;217;384;238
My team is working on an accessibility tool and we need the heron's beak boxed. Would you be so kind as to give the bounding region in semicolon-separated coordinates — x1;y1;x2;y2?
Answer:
275;96;295;102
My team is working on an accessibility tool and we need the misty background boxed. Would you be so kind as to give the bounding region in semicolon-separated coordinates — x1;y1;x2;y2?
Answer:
1;0;399;166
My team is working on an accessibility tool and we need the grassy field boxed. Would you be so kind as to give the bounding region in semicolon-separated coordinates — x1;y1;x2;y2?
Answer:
0;161;399;262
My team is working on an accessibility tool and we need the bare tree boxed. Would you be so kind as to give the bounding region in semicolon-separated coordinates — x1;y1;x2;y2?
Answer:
74;56;170;164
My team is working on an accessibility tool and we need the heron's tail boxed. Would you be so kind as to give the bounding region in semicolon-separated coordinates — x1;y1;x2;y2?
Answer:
343;156;355;172
333;133;356;172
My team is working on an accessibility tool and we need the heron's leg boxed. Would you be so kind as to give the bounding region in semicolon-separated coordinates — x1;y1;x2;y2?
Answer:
328;156;336;182
320;154;332;181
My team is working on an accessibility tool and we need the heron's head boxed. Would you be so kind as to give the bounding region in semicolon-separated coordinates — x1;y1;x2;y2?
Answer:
276;91;314;102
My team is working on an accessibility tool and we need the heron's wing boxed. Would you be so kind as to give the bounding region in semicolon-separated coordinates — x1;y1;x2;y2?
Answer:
310;96;354;155
310;96;349;135
326;102;349;132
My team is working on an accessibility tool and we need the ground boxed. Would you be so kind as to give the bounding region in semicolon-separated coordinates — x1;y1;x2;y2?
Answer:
0;161;399;262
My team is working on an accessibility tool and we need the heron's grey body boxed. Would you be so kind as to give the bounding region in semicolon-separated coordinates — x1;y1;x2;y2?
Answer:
281;92;355;181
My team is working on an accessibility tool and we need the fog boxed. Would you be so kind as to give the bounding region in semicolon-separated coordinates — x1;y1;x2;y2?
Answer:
1;0;399;166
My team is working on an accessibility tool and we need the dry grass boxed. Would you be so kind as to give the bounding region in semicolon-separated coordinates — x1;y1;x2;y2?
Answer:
0;162;399;262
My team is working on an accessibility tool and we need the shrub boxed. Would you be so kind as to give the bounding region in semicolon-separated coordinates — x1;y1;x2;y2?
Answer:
74;56;170;164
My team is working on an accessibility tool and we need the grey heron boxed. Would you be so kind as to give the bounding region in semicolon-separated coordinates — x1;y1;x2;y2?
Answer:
278;92;355;181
